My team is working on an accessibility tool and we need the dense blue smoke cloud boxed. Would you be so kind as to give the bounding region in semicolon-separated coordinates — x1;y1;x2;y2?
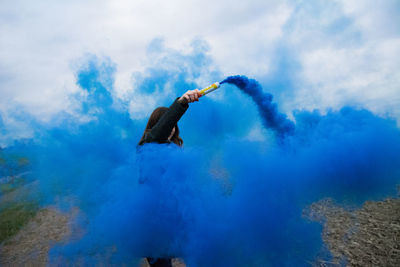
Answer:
1;45;399;266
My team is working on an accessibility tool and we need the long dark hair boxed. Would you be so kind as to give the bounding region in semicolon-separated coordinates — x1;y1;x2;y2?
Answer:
138;107;183;147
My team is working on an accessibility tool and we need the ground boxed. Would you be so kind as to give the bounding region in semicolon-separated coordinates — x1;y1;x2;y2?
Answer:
0;208;70;266
306;198;400;266
1;192;399;266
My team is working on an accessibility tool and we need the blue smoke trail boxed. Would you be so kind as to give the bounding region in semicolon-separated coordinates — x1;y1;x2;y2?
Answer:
221;75;295;139
1;51;399;266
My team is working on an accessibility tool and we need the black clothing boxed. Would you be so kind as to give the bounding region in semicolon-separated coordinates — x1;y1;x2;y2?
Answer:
139;98;188;145
147;257;173;267
138;97;188;267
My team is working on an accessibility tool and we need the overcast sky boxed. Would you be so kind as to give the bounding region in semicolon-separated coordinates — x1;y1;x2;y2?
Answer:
1;0;399;142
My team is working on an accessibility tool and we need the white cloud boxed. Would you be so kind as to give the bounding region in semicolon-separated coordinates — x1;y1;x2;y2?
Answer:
293;39;400;117
282;0;400;123
0;0;399;137
0;0;290;121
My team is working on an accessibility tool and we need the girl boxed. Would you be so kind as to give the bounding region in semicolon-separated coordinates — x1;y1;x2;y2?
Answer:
138;89;201;267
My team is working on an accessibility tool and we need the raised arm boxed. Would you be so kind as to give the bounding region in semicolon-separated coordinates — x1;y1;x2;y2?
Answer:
144;89;201;143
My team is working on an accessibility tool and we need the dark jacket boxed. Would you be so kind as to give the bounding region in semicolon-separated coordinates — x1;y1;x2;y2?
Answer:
139;98;188;145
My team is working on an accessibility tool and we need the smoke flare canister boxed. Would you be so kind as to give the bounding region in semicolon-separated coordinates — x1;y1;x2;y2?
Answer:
198;82;220;96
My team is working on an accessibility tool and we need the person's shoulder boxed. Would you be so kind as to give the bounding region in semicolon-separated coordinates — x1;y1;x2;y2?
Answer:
143;131;152;143
137;131;151;146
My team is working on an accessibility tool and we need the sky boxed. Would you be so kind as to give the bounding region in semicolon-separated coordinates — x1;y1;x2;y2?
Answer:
0;0;399;145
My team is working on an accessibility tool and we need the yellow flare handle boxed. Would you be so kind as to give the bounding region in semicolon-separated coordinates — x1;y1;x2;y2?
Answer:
198;82;220;96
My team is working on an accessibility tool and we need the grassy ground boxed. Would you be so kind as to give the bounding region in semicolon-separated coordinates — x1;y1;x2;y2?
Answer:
0;154;38;243
0;201;39;243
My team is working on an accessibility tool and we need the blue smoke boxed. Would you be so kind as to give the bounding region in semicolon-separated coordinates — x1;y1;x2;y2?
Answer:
221;75;295;139
1;47;400;266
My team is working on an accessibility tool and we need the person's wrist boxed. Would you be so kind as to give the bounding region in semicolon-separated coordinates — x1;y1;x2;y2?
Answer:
178;96;187;104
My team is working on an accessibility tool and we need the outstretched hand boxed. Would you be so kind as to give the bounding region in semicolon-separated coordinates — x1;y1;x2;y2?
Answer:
178;89;202;104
